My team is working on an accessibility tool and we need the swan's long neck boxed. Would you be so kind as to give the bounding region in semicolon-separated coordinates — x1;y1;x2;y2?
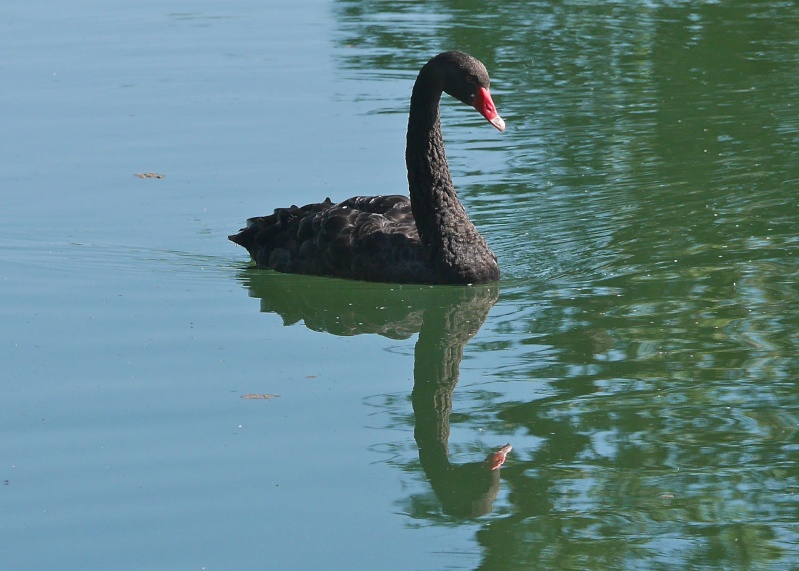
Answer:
406;73;468;247
405;69;499;283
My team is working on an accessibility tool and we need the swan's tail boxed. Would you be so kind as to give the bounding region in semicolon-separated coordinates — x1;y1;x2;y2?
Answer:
229;198;334;264
228;224;257;253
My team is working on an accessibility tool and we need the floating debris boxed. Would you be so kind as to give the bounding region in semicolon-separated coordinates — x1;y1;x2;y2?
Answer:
240;393;279;400
134;172;164;179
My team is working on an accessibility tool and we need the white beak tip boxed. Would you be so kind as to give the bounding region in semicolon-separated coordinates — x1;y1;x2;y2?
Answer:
490;116;506;132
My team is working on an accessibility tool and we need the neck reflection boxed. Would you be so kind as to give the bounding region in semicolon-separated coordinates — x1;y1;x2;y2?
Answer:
236;270;510;518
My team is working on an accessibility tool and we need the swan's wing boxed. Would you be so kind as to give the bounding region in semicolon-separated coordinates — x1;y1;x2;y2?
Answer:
230;195;434;282
337;195;410;216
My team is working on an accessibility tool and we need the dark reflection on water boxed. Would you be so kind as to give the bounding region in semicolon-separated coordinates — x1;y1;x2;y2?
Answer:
237;270;510;518
328;0;799;569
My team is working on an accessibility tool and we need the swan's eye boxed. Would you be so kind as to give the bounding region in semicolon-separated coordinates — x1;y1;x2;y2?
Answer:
465;74;476;83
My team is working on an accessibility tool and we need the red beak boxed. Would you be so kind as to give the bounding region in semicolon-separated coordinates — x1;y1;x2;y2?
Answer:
485;443;513;470
473;87;506;132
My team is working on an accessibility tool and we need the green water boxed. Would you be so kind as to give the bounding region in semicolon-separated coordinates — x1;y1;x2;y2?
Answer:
2;1;798;569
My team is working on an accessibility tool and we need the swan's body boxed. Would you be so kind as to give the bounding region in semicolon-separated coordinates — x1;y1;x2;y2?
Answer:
229;51;504;284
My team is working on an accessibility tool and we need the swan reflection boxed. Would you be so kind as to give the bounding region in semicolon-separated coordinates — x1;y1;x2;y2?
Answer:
236;270;510;517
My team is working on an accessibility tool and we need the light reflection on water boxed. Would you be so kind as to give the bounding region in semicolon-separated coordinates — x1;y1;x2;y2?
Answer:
335;1;799;567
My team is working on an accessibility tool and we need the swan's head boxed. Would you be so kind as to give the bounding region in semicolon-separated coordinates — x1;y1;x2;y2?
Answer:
434;51;506;132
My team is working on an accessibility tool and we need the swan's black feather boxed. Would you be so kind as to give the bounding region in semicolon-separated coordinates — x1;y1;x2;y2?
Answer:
229;195;436;283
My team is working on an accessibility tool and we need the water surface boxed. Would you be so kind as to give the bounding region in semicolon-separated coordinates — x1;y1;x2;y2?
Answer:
2;1;798;569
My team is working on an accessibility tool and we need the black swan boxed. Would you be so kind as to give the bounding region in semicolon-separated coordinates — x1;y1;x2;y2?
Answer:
229;51;505;284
